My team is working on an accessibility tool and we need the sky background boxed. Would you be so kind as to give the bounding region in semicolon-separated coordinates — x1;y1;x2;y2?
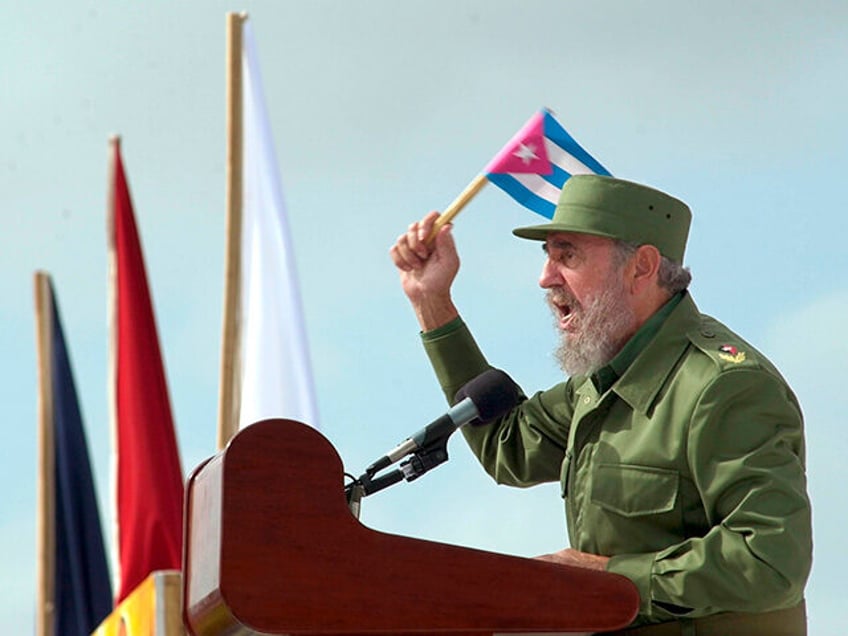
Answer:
2;1;847;633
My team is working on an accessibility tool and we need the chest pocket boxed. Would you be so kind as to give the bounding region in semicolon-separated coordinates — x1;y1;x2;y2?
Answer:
591;463;679;517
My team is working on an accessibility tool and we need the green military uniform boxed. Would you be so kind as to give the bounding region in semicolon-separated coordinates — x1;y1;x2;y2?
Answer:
422;293;811;629
418;177;812;633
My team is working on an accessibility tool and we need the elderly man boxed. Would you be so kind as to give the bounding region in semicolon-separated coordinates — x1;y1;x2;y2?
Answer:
390;175;812;635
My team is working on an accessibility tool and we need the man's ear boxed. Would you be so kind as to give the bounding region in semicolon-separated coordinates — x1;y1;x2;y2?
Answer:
629;244;662;293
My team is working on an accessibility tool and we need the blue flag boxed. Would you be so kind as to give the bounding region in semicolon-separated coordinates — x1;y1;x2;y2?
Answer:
48;281;113;634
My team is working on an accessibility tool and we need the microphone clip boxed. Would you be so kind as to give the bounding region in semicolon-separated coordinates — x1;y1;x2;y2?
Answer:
399;438;449;482
345;435;451;509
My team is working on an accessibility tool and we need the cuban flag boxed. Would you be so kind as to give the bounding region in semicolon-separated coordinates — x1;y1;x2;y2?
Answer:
484;108;610;219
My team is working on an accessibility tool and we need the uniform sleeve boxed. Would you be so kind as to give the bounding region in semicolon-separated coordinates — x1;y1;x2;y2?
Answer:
422;317;573;487
460;384;573;487
607;369;812;619
421;317;492;401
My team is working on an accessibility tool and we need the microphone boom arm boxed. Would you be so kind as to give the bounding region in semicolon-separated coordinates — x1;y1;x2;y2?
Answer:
346;435;451;503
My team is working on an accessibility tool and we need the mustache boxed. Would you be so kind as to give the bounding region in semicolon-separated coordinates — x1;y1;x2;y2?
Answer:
546;287;579;310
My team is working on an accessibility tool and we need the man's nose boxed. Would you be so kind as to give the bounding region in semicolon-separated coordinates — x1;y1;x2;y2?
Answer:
538;258;564;288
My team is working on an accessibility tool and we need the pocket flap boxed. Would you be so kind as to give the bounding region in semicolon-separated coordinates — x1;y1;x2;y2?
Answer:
591;463;679;517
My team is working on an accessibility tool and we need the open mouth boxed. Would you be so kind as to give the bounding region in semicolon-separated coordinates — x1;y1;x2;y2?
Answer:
557;304;576;331
548;292;578;332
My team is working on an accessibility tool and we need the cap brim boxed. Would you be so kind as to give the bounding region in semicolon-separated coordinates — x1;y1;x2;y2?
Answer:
512;222;618;242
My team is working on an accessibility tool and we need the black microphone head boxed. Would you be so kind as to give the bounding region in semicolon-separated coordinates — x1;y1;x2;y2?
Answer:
453;368;521;424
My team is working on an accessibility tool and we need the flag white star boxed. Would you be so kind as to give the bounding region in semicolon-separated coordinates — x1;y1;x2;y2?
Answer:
513;142;539;165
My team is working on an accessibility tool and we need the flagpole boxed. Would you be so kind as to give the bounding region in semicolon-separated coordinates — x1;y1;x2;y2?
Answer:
106;134;122;594
218;12;247;450
33;271;56;636
427;174;488;243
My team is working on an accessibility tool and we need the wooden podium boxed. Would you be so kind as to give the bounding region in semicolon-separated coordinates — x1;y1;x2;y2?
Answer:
182;419;639;635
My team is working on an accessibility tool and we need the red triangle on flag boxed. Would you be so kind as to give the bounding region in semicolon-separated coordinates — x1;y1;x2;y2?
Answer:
484;110;553;175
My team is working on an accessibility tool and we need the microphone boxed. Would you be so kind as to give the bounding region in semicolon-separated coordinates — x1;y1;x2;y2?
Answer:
365;368;520;476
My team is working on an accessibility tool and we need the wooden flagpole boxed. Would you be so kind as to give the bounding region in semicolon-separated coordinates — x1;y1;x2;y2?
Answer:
33;271;56;636
217;12;247;450
106;134;121;590
426;174;488;244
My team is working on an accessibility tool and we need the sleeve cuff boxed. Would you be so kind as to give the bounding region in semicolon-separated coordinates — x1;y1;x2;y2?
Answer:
607;552;655;616
420;316;466;342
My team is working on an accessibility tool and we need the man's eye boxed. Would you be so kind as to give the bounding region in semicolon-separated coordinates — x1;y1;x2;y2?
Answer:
561;250;577;264
543;243;582;268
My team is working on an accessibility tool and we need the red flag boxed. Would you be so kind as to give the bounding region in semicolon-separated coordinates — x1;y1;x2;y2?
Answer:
108;138;183;603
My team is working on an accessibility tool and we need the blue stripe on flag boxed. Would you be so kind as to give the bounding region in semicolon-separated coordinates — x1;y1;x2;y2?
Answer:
50;285;112;635
487;173;557;219
543;163;571;190
543;111;611;177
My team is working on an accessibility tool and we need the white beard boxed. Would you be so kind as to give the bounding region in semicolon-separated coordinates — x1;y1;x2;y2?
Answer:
549;274;636;377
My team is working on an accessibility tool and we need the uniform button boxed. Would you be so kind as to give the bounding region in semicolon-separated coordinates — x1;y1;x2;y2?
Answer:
583;396;592;404
701;329;715;338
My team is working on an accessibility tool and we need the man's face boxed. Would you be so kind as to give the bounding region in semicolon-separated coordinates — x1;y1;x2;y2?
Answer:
540;231;637;376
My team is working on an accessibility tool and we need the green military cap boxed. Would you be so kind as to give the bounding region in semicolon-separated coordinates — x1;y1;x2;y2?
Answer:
512;175;692;264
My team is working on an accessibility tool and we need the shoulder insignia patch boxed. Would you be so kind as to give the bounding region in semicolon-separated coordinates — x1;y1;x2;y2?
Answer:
718;344;746;364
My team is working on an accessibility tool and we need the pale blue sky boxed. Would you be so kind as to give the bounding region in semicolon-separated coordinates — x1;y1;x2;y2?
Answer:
2;1;846;633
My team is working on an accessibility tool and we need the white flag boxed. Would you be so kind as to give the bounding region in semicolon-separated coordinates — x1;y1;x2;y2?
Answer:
238;21;319;430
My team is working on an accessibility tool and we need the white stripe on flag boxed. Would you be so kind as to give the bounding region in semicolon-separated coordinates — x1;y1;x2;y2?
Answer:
545;138;596;177
239;21;320;430
508;173;563;205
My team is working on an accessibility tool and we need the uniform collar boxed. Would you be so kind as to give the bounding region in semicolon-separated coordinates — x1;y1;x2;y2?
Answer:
610;293;701;414
591;292;683;394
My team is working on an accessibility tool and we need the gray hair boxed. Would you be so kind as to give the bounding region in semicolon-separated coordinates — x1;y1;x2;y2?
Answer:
612;240;692;295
